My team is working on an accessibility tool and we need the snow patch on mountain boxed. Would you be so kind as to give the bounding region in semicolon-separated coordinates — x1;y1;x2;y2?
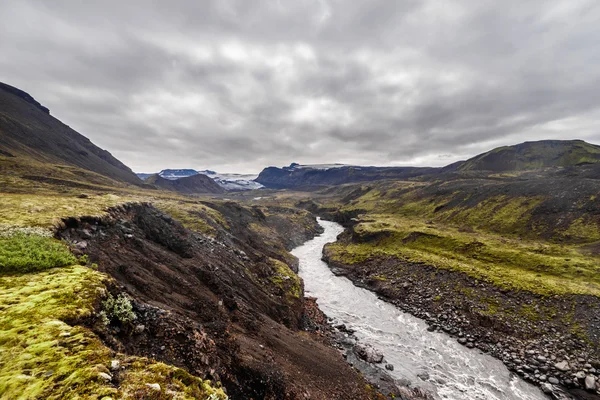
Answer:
137;169;263;191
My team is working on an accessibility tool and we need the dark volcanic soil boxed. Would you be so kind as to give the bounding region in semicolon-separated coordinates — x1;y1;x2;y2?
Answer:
57;203;385;400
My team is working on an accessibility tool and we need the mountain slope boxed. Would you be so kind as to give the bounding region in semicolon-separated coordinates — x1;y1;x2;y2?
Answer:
0;82;141;185
256;164;437;189
458;139;600;172
146;173;225;194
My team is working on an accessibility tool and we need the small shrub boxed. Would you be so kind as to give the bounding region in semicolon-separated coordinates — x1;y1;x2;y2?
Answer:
101;293;137;326
0;233;77;274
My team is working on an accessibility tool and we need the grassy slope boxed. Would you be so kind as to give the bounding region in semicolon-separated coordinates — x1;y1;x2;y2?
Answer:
0;174;235;399
458;139;600;172
321;180;600;297
0;166;322;399
0;235;227;400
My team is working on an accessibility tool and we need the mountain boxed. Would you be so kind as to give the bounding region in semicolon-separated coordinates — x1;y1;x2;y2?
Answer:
256;163;437;189
0;82;141;185
200;170;264;191
157;169;200;180
458;139;600;172
146;173;225;194
138;168;264;191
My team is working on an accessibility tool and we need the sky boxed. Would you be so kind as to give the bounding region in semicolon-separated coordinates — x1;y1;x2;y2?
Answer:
2;0;600;173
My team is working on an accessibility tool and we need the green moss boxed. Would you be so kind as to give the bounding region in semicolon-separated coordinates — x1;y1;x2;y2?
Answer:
0;265;113;399
153;200;228;236
328;214;600;296
0;193;128;228
0;266;227;399
0;234;77;274
268;258;301;301
564;217;600;242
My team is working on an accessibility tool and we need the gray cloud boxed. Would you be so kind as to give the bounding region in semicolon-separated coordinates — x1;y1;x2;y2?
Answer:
2;0;600;172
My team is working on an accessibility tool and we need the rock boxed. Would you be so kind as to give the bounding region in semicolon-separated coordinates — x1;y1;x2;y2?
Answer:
417;372;430;381
554;361;570;372
59;332;71;338
134;324;145;334
548;377;559;384
110;360;120;371
146;383;161;391
98;372;112;382
74;241;88;251
385;364;394;371
458;338;467;345
576;371;586;380
353;344;384;364
77;194;89;199
541;383;553;394
585;375;596;391
537;355;547;363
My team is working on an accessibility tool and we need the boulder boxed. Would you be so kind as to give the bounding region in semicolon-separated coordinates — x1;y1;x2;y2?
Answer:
353;344;384;364
584;375;596;391
554;361;570;372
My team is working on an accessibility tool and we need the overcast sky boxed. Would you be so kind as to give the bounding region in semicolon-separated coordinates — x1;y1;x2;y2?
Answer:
2;1;600;173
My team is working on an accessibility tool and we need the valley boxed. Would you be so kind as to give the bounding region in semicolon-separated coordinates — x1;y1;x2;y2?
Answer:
1;82;599;399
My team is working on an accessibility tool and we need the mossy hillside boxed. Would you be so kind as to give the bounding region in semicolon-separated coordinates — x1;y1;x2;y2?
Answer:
327;214;600;296
0;193;130;228
0;265;227;400
0;155;129;194
153;200;229;236
339;179;600;243
0;233;78;274
458;140;600;172
268;257;302;302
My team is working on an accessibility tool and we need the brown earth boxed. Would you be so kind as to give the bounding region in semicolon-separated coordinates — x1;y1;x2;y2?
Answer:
57;203;386;400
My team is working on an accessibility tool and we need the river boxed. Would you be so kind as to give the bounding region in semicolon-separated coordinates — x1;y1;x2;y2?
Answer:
292;218;547;400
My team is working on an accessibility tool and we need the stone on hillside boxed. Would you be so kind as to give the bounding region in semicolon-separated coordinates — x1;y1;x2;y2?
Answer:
548;377;559;385
554;361;570;372
98;372;112;382
146;383;161;391
584;375;596;391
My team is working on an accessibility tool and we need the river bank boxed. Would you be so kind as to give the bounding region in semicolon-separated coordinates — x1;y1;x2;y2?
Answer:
294;219;549;400
321;221;600;400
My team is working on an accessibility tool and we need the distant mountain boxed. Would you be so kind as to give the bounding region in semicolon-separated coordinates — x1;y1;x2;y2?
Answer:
146;173;225;194
255;163;437;189
158;169;200;180
458;140;600;172
138;168;264;191
200;170;264;191
0;82;141;185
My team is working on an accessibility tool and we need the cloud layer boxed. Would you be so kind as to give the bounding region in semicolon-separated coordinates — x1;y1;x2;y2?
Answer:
2;0;600;172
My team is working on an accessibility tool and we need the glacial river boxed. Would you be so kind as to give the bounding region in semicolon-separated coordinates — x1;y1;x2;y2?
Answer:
293;218;547;400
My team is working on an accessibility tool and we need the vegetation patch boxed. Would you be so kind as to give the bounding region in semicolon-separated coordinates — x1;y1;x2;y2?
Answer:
328;214;600;296
0;193;128;228
0;233;77;274
268;258;302;301
153;200;228;236
0;265;227;399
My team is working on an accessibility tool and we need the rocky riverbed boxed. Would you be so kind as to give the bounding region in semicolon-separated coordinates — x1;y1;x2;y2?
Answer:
322;228;600;399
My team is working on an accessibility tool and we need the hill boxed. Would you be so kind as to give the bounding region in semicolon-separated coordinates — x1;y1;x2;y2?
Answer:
256;163;437;189
146;173;225;194
0;82;141;186
458;139;600;172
